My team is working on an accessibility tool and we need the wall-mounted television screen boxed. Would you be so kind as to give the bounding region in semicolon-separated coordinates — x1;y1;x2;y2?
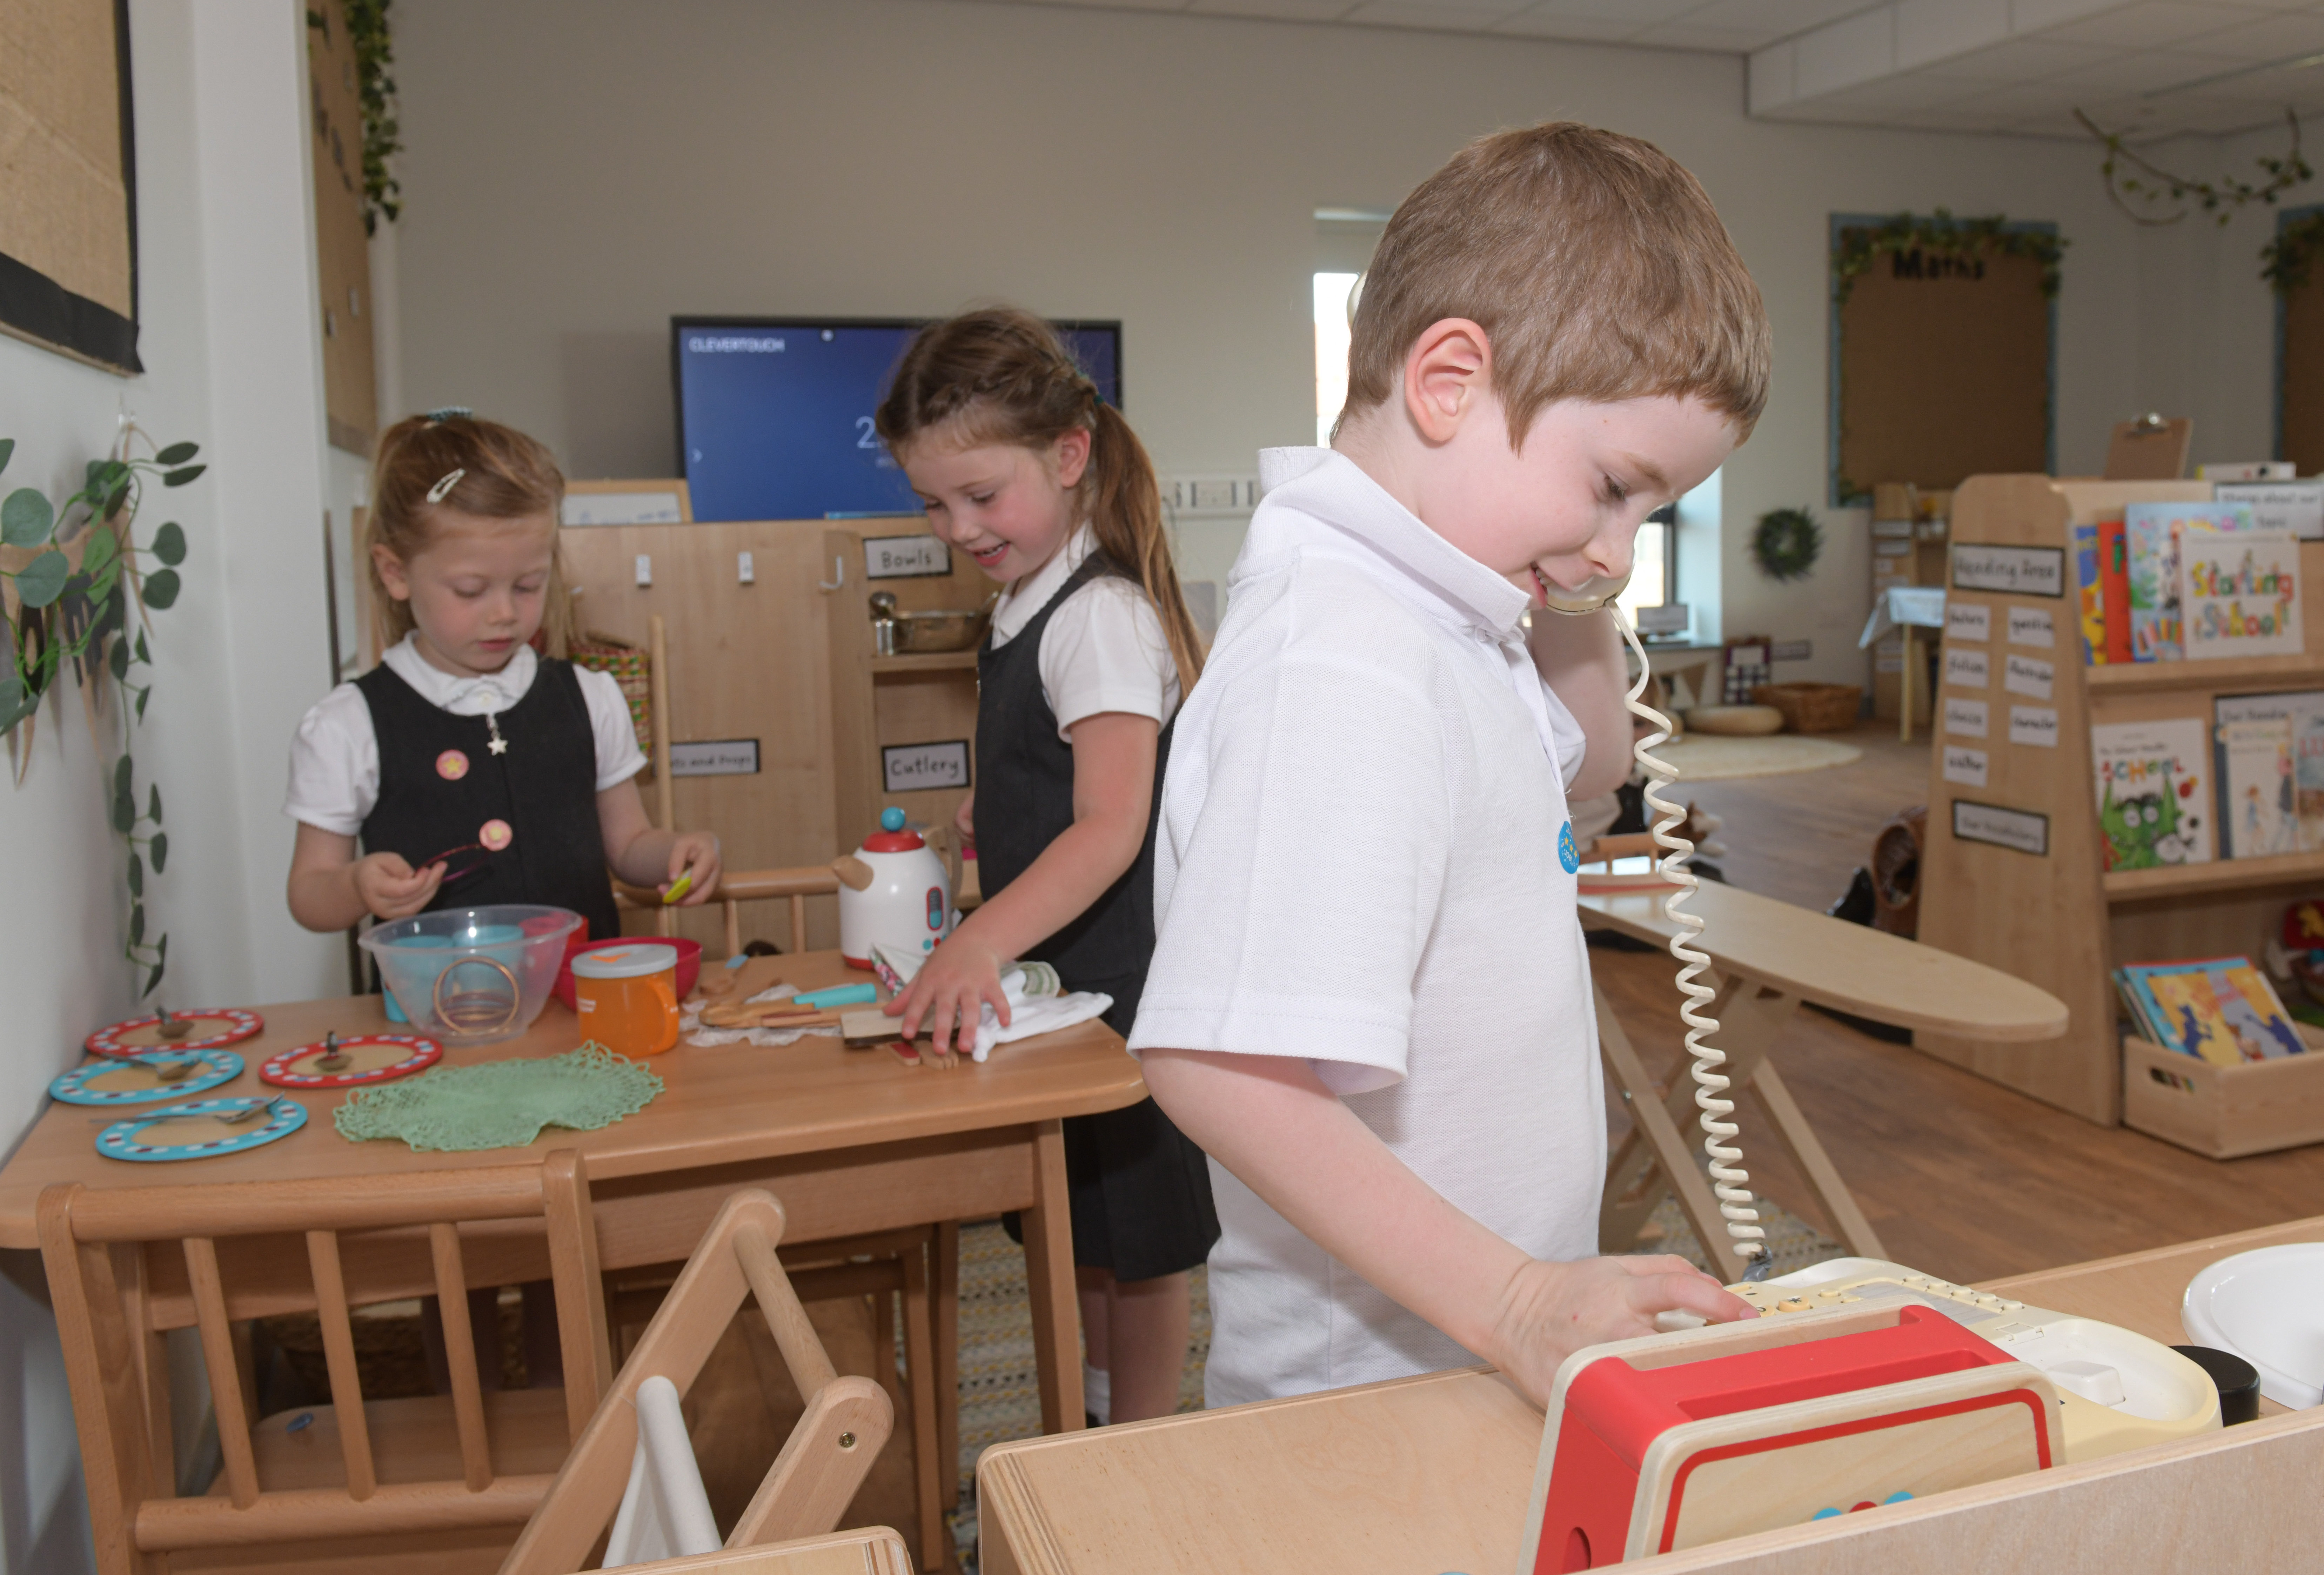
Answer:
671;316;1122;523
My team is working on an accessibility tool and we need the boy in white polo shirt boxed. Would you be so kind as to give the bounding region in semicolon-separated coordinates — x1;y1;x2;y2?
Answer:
1131;122;1768;1408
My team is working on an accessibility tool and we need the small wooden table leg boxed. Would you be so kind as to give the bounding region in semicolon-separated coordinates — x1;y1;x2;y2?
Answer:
1899;625;1915;744
936;1220;960;1513
1020;1120;1084;1434
902;1233;945;1571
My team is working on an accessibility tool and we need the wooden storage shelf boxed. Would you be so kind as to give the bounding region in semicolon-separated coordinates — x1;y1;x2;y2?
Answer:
871;650;980;675
2086;652;2324;695
2104;849;2324;901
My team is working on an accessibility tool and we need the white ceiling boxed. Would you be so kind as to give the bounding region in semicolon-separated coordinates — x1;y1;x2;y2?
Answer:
957;0;2324;140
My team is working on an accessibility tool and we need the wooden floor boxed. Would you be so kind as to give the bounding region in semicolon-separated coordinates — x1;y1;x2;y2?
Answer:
1601;723;2324;1284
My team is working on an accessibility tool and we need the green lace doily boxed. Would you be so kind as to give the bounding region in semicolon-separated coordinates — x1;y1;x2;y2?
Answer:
333;1042;663;1152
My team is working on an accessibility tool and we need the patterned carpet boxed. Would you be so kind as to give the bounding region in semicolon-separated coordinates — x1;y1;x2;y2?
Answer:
943;1197;1841;1567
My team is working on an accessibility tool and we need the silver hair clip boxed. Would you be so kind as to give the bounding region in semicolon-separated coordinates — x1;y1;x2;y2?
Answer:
425;406;473;423
426;468;466;504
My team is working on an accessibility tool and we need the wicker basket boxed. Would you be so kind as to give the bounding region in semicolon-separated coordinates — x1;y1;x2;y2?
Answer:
569;635;653;759
1751;682;1863;734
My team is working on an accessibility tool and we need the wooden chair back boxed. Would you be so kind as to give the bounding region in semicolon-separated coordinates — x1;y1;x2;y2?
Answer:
615;867;840;960
500;1188;892;1574
598;1526;913;1574
38;1151;613;1575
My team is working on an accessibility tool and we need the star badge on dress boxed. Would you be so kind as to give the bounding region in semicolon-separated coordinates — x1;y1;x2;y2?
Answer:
436;749;469;780
479;818;513;851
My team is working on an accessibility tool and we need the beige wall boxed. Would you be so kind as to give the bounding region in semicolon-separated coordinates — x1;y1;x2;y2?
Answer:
391;0;2201;684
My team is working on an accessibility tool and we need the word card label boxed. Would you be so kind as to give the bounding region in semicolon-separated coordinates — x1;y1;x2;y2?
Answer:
2004;654;2055;702
1945;697;1989;738
863;536;953;579
2007;607;2055;648
1945;649;1990;689
2214;480;2324;541
1953;800;2050;857
1942;746;1989;788
1954;543;2065;598
881;739;971;792
2009;705;2060;748
1947;603;1990;643
668;739;760;777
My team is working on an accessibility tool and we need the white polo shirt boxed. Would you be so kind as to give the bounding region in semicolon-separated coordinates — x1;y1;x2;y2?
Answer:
1127;445;1602;1406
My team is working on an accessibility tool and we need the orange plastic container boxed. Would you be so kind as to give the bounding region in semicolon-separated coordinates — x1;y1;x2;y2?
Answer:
570;943;680;1057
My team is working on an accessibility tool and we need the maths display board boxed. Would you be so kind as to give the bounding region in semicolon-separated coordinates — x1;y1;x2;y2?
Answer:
673;318;1121;523
307;0;377;455
0;0;139;371
1831;219;2055;505
2277;203;2324;476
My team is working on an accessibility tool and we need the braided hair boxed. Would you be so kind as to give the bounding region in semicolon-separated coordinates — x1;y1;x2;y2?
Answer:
874;308;1204;693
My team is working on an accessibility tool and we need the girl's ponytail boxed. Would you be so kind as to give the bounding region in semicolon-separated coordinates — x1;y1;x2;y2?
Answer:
877;308;1206;695
1084;401;1204;693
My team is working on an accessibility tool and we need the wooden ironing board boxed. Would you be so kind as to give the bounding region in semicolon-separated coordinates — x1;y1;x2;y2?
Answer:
1581;879;2068;1281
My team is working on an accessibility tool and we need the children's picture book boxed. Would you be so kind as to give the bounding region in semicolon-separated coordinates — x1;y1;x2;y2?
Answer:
2217;716;2297;859
2097;513;2133;664
2091;717;2212;869
2216;691;2324;850
2073;520;2105;664
2181;528;2303;659
2124;501;2256;662
2117;957;2306;1066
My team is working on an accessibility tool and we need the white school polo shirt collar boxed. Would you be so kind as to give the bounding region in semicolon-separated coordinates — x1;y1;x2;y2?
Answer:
1252;447;1531;639
380;631;538;716
991;523;1097;647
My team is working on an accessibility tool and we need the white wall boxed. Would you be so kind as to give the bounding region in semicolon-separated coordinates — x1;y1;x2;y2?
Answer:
385;0;2210;687
0;3;342;1568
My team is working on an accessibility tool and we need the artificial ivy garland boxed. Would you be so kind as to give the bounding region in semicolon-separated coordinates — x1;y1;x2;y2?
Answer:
1832;209;2066;305
308;1;402;234
1751;507;1822;583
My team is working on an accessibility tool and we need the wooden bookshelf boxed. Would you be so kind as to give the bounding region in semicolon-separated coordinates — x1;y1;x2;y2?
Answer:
1909;475;2324;1126
869;649;981;675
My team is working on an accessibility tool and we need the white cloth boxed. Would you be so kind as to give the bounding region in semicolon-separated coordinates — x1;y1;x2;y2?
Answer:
1127;445;1603;1407
1858;584;1947;648
284;634;648;836
991;524;1182;739
968;975;1113;1063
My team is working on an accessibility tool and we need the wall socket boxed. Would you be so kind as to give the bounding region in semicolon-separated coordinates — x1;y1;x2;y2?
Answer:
1160;476;1262;515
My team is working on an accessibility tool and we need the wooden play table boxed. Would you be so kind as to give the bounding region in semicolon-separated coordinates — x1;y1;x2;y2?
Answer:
0;951;1144;1445
1581;880;2068;1280
977;1215;2324;1574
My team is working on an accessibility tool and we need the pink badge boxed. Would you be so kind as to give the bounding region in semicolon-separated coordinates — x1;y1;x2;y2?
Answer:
478;818;513;851
436;750;469;780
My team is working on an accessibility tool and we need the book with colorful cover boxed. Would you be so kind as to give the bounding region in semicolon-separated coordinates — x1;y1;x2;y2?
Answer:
2092;717;2213;869
2216;716;2297;858
2117;956;2306;1066
2181;527;2303;659
2074;520;2105;664
2124;502;2256;662
2097;514;2134;664
2216;691;2324;850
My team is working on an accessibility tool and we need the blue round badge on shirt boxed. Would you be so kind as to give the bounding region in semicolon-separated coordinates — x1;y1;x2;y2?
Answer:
1557;819;1579;874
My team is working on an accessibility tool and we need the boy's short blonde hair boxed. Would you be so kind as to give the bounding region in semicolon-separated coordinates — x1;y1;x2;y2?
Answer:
1340;121;1770;447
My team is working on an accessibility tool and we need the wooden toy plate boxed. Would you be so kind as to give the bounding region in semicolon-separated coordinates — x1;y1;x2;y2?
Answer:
96;1096;307;1162
51;1050;245;1105
86;1008;264;1058
260;1033;440;1089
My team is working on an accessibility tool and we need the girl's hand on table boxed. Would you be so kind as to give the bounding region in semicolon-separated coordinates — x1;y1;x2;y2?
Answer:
1485;1254;1756;1406
354;851;445;920
889;930;1010;1056
663;832;722;906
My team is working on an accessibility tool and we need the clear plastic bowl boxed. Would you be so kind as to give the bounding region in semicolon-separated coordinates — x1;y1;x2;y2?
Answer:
358;905;583;1045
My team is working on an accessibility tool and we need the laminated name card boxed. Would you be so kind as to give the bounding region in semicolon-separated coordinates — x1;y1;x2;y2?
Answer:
2180;528;2303;659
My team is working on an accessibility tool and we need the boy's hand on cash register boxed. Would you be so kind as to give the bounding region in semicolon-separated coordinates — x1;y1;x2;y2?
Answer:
1487;1254;1757;1406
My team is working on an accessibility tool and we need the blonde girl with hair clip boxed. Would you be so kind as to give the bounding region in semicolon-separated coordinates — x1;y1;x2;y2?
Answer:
876;308;1217;1425
284;410;721;938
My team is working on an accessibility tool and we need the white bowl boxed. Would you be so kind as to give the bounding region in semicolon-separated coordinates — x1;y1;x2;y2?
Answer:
2182;1242;2324;1408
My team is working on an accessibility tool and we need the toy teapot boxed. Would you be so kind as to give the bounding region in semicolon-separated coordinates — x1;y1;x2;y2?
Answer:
834;808;953;970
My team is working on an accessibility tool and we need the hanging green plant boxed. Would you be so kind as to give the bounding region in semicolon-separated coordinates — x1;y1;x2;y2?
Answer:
1833;209;2067;305
1751;507;1822;583
2264;208;2324;294
309;1;402;234
1;431;197;996
2077;107;2310;229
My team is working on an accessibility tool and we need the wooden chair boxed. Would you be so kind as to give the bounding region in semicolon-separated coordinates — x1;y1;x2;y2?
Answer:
500;1188;892;1575
38;1152;614;1575
614;867;840;961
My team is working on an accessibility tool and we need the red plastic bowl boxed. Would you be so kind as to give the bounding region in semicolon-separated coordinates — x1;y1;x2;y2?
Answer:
554;936;702;1012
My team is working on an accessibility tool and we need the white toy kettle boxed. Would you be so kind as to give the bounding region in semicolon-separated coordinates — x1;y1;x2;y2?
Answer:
835;808;953;970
